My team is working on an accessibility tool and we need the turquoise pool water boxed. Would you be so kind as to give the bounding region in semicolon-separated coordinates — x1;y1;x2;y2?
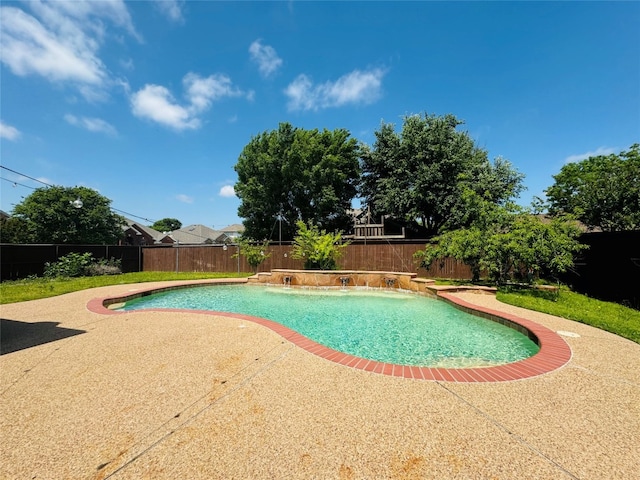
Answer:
118;285;540;367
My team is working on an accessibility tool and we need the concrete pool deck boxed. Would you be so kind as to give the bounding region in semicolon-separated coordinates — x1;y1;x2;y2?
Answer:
1;279;639;479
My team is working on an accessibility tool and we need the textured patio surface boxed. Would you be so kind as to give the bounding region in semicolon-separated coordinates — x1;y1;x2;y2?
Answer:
1;279;638;479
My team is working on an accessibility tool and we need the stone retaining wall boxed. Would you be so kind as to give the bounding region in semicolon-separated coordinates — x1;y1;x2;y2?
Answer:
248;269;439;296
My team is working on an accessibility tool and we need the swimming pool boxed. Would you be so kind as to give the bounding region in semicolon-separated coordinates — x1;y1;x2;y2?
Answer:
116;284;540;368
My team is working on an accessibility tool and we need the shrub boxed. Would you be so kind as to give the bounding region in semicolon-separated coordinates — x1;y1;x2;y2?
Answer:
44;252;93;278
415;199;586;286
291;220;349;270
86;257;122;276
233;239;271;273
44;253;122;278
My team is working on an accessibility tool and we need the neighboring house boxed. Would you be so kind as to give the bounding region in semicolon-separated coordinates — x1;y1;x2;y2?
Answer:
121;218;171;245
168;224;230;245
0;210;10;220
220;223;244;240
121;221;243;246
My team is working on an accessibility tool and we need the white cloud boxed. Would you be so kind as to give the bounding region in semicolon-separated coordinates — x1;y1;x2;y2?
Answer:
184;73;244;111
35;0;141;41
131;84;197;130
249;40;283;78
64;114;117;136
131;73;248;131
564;147;617;164
285;68;385;111
0;1;140;100
155;0;185;24
0;7;104;85
0;121;21;140
219;185;236;197
176;194;194;204
285;74;314;111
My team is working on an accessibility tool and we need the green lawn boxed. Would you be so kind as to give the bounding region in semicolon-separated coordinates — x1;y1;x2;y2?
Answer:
0;272;251;304
497;286;640;344
1;273;638;345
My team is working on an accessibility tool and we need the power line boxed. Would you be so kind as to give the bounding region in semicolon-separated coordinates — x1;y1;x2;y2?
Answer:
2;168;216;239
0;176;37;190
0;165;157;224
0;165;51;187
113;208;156;224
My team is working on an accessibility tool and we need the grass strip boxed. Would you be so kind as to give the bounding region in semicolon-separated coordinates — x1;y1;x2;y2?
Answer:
0;272;251;304
497;286;640;344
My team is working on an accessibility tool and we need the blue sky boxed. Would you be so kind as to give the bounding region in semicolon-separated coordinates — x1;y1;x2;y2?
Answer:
1;1;638;230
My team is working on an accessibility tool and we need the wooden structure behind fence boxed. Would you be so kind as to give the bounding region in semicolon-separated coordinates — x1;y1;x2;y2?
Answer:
142;242;473;279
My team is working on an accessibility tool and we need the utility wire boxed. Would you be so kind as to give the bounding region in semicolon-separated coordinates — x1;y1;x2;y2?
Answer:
0;165;50;187
1;164;156;224
0;176;37;190
1;165;231;241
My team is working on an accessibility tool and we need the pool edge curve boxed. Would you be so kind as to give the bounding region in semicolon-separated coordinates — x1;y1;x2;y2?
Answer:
86;279;572;383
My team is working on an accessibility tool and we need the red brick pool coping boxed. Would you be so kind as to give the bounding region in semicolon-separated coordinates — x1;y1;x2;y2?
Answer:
87;281;571;383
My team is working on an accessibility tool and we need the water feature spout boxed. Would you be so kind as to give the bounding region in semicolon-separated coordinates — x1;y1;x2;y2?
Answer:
283;275;293;288
384;277;396;289
339;276;351;290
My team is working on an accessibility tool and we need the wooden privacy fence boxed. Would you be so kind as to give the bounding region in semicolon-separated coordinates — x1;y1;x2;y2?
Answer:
0;241;472;281
559;230;640;309
0;244;142;281
142;242;473;279
3;231;637;308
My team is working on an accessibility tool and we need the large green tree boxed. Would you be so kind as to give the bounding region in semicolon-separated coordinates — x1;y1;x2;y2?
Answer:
545;144;640;232
151;218;182;232
234;122;361;240
0;216;31;243
360;113;524;236
11;186;125;244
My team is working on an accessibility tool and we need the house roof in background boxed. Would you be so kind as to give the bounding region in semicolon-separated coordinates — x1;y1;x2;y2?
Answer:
123;218;167;242
169;224;228;244
220;224;244;232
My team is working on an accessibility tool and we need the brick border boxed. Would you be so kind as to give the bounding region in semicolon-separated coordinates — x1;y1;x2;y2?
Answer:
87;281;571;382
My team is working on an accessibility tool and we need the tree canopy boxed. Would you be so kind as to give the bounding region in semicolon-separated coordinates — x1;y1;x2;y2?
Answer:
545;144;640;232
360;113;524;236
234;122;360;241
415;194;586;285
0;216;31;243
151;218;182;232
10;186;125;244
